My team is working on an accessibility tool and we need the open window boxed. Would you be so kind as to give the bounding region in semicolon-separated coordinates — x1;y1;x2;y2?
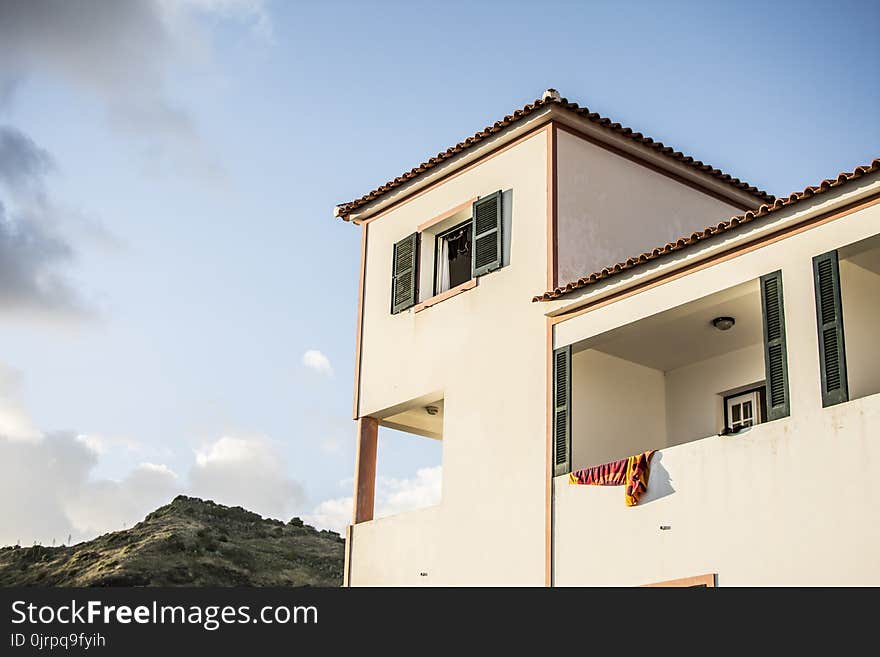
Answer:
391;191;503;314
434;221;472;295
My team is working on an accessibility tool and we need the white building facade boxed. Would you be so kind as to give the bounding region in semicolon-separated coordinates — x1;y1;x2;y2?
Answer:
335;90;880;586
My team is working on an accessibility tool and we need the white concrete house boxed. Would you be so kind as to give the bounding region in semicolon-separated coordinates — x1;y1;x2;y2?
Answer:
335;90;880;586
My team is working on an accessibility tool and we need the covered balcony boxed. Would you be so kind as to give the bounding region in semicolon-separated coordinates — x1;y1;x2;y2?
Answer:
566;278;768;472
551;227;880;585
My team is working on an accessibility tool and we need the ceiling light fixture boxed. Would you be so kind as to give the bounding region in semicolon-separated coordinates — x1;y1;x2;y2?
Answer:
712;316;736;331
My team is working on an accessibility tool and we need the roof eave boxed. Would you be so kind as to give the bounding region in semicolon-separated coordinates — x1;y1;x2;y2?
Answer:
338;106;556;224
333;91;774;223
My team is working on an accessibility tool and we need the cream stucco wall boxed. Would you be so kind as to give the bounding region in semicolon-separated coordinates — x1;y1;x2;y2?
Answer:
553;192;880;585
570;342;766;471
347;506;443;586
665;343;765;446
351;130;549;586
571;349;666;470
840;259;880;400
554;392;880;586
555;130;745;285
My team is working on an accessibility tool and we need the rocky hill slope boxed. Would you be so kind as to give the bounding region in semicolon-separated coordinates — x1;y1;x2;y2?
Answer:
0;496;344;587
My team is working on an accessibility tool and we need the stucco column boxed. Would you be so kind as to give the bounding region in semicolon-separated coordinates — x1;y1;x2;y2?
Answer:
352;416;379;524
780;260;824;416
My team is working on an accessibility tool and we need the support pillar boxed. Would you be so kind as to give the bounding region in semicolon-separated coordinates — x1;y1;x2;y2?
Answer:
352;416;378;524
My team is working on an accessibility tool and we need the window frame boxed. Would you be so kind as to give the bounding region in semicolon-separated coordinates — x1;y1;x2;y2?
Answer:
432;218;474;297
722;386;767;433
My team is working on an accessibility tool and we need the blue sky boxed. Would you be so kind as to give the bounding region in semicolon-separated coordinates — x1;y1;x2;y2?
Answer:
0;0;878;543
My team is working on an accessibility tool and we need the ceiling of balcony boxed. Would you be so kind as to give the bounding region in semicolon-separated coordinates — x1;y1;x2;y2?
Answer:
378;398;444;440
580;279;764;372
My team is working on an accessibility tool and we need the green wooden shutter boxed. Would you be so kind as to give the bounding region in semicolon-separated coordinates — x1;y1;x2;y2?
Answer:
553;345;571;477
391;232;419;314
813;250;849;407
760;270;790;421
472;191;502;276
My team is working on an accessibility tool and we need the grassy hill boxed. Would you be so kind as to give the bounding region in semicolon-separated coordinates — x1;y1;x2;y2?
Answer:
0;496;344;587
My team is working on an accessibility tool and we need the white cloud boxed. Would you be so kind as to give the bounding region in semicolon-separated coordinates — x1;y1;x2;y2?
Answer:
0;431;96;546
190;435;305;521
0;429;181;545
0;360;441;545
304;466;442;535
138;462;178;477
64;461;180;537
305;496;354;536
75;433;142;455
378;466;443;517
0;427;308;546
302;349;333;376
0;364;40;442
0;365;312;545
0;0;272;177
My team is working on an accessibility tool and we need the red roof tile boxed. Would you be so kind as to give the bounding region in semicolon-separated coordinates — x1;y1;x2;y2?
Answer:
334;90;773;221
533;158;880;302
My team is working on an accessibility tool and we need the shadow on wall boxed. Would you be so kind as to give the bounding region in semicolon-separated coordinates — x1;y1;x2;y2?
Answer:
642;452;675;505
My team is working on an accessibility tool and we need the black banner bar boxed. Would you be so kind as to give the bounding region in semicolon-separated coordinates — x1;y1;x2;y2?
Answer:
0;586;868;654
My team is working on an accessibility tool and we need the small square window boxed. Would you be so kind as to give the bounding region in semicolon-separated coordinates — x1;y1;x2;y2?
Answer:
434;221;473;295
723;387;766;433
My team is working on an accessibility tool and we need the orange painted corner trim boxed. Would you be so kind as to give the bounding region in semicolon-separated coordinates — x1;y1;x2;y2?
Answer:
417;196;478;232
352;417;379;524
544;316;553;587
544;121;557;588
642;573;716;587
413;278;477;313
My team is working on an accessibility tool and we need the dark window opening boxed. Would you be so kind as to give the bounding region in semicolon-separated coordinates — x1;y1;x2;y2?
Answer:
434;220;472;295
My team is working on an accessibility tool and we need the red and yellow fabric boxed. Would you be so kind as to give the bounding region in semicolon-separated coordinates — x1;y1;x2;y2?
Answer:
568;457;628;486
568;450;656;507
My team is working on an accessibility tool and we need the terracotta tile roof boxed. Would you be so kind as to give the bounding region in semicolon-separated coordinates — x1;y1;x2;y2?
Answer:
334;89;773;221
533;158;880;302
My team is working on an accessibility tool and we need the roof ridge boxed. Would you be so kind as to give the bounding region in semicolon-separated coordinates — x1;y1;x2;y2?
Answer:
533;157;880;302
334;90;774;220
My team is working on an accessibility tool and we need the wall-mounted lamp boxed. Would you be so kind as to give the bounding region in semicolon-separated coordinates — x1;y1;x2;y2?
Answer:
711;316;736;331
425;405;439;416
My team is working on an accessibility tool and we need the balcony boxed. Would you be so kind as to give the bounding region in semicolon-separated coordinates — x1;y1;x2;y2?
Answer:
552;241;880;584
567;278;768;472
553;391;880;586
